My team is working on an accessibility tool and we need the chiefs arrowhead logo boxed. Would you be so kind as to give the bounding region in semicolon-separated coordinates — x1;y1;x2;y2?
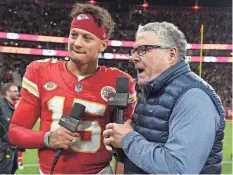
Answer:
101;86;116;102
43;82;57;91
76;14;89;20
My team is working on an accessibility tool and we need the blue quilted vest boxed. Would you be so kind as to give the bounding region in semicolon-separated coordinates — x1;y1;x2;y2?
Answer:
124;60;225;174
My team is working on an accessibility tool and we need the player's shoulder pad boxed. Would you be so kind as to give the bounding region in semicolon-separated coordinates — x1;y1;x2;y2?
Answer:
106;67;137;103
106;67;134;82
27;58;59;70
36;58;59;65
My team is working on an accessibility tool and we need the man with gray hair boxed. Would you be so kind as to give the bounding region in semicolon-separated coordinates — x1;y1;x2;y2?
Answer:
103;22;225;174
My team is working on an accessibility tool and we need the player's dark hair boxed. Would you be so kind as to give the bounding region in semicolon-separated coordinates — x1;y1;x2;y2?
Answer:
70;3;114;39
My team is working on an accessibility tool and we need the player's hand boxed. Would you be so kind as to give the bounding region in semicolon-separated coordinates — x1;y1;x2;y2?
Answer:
49;127;80;150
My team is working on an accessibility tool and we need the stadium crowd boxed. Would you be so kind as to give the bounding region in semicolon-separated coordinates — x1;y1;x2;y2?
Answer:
0;54;231;107
0;1;231;43
0;1;232;107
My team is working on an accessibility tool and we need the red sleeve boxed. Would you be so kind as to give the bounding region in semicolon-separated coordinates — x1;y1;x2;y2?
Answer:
9;98;46;148
124;75;137;121
21;61;41;105
8;61;46;149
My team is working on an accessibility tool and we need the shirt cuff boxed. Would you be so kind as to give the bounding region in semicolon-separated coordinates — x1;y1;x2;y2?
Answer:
121;131;141;153
44;131;53;148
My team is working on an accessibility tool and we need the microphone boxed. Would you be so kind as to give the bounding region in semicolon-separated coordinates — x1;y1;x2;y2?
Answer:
108;76;129;124
50;103;86;174
107;77;129;161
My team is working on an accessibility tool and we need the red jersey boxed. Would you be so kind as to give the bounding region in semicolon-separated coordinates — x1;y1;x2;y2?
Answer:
9;59;136;174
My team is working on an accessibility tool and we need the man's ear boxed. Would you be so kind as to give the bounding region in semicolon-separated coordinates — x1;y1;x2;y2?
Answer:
100;40;108;53
5;90;10;97
169;47;178;65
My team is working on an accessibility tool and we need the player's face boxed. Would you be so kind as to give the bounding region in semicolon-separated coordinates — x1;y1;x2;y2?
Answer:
131;31;176;85
68;28;107;65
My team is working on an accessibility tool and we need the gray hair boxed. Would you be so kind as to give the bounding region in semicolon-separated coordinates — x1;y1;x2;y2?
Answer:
136;22;187;59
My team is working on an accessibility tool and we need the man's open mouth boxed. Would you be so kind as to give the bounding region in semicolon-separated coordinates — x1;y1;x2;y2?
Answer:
136;68;145;74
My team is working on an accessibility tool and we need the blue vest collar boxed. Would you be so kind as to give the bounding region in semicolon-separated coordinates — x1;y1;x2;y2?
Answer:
143;60;191;94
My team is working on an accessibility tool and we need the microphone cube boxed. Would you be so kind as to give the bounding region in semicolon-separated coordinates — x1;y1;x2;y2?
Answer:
59;115;80;132
108;93;129;108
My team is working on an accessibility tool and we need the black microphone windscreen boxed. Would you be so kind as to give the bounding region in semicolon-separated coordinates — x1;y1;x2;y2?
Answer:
116;77;129;93
70;103;86;120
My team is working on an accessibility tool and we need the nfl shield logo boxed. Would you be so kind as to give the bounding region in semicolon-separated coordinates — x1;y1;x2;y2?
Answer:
75;84;83;93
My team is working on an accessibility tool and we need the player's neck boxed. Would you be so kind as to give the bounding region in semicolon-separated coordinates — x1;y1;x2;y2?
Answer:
66;61;99;77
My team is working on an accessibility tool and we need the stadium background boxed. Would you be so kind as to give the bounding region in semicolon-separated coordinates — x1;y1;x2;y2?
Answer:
0;0;232;174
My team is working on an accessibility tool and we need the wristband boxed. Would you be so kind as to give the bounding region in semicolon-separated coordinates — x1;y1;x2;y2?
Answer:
44;131;53;148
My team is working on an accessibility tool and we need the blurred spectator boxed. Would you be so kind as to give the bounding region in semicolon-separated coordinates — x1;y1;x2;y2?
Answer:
0;54;231;107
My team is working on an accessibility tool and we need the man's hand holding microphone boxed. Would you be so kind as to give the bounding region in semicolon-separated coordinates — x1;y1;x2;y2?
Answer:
103;77;134;151
103;119;133;151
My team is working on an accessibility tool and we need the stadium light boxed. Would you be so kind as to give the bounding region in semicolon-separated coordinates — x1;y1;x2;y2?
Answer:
192;5;200;10
89;0;96;4
192;0;200;10
141;0;149;8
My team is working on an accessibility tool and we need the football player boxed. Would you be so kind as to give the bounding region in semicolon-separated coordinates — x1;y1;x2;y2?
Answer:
8;3;136;174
